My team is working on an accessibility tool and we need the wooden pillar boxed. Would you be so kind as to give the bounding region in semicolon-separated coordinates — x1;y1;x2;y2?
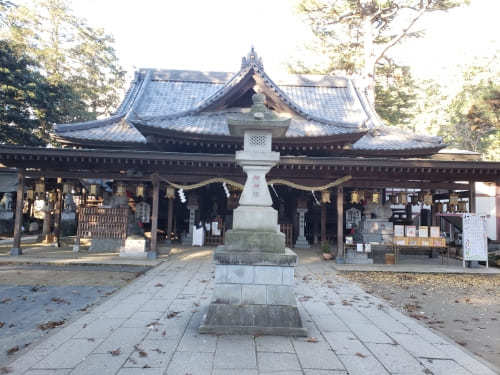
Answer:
320;203;327;244
53;188;63;247
10;169;24;256
41;196;51;242
167;196;174;244
151;175;159;253
337;186;344;259
469;180;476;213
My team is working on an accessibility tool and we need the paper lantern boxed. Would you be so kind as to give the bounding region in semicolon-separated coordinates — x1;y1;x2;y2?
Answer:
35;180;45;193
63;182;73;194
351;190;360;204
165;187;175;199
321;190;331;204
90;184;99;196
372;191;380;204
48;191;56;202
458;201;467;212
116;182;126;196
136;184;144;197
26;189;34;200
449;193;459;206
423;192;433;206
398;192;408;205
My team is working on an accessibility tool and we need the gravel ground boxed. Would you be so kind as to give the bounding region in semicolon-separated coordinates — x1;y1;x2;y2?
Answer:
0;264;147;366
341;271;500;369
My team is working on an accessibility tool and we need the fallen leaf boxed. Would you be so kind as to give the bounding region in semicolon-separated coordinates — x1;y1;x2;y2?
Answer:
139;350;148;357
0;367;12;374
38;320;65;330
166;311;180;319
1;298;12;304
306;337;318;343
143;364;151;368
0;322;4;328
152;348;164;354
6;346;19;355
110;348;121;356
355;352;367;358
154;283;164;287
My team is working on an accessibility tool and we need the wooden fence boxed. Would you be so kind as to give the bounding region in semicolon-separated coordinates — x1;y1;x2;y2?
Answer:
77;207;128;240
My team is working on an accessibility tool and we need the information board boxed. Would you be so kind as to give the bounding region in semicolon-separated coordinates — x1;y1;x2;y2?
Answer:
462;213;488;262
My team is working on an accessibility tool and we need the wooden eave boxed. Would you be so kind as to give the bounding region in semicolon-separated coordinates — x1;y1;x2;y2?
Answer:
0;145;498;183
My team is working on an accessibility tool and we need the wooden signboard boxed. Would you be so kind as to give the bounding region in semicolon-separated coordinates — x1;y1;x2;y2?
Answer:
462;213;488;264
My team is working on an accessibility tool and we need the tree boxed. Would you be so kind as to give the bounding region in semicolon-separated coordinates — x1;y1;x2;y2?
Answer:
296;0;468;106
2;0;125;120
0;39;86;145
442;67;500;160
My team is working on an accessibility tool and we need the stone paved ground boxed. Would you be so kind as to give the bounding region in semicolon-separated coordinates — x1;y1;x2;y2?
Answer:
3;247;498;375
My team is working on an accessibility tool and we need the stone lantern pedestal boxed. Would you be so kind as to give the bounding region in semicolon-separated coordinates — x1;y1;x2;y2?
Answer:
199;94;307;336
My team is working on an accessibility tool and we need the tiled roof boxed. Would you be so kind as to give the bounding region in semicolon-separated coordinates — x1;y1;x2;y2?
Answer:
53;48;444;153
139;110;358;137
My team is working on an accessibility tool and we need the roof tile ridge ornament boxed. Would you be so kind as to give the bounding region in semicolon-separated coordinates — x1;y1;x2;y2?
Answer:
241;46;264;70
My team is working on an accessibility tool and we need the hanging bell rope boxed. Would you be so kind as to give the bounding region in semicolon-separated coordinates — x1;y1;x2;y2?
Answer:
158;175;352;192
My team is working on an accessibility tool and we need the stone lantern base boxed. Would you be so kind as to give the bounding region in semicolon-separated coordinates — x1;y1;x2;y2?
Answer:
199;246;307;336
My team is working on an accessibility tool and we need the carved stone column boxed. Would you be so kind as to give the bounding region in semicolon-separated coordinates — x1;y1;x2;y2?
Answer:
295;208;310;248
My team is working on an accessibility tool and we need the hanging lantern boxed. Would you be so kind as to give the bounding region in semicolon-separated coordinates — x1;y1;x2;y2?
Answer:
398;192;408;205
449;193;459;206
321;190;331;204
63;182;73;194
165;186;175;199
423;192;433;206
35;180;45;193
48;191;56;202
458;201;467;212
358;190;366;202
136;183;144;198
57;177;62;184
90;184;99;196
116;182;126;196
351;190;360;204
372;191;380;204
26;189;34;200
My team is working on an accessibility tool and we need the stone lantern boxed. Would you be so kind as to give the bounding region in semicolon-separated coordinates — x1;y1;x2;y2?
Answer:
199;93;307;336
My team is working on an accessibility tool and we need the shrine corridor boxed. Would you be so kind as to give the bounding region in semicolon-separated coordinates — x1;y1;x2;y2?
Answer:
5;247;498;375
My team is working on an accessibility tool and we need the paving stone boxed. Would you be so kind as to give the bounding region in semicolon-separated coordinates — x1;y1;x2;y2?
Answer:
122;311;163;328
257;352;301;372
301;301;333;316
390;332;449;359
293;339;345;370
73;317;125;338
124;338;177;368
93;327;148;356
178;331;217;352
255;335;294;353
330;307;371;325
34;338;103;369
166;351;214;375
420;358;473;375
365;343;427;374
323;331;369;356
337;354;390;375
347;323;394;344
311;315;350;332
24;370;71;375
303;369;348;374
212;369;258;375
433;344;498;375
70;353;127;375
117;368;163;375
214;336;256;369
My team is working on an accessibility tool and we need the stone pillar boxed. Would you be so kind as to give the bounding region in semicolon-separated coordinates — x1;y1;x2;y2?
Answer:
295;208;309;248
10;170;24;256
41;198;53;242
321;203;327;244
336;186;344;262
182;195;198;245
53;189;63;247
150;175;159;257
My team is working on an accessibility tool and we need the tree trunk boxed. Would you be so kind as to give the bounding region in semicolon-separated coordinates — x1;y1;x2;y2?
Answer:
361;9;376;107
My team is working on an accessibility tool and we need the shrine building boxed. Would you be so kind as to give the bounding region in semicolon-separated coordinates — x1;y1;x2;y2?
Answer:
1;48;499;261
